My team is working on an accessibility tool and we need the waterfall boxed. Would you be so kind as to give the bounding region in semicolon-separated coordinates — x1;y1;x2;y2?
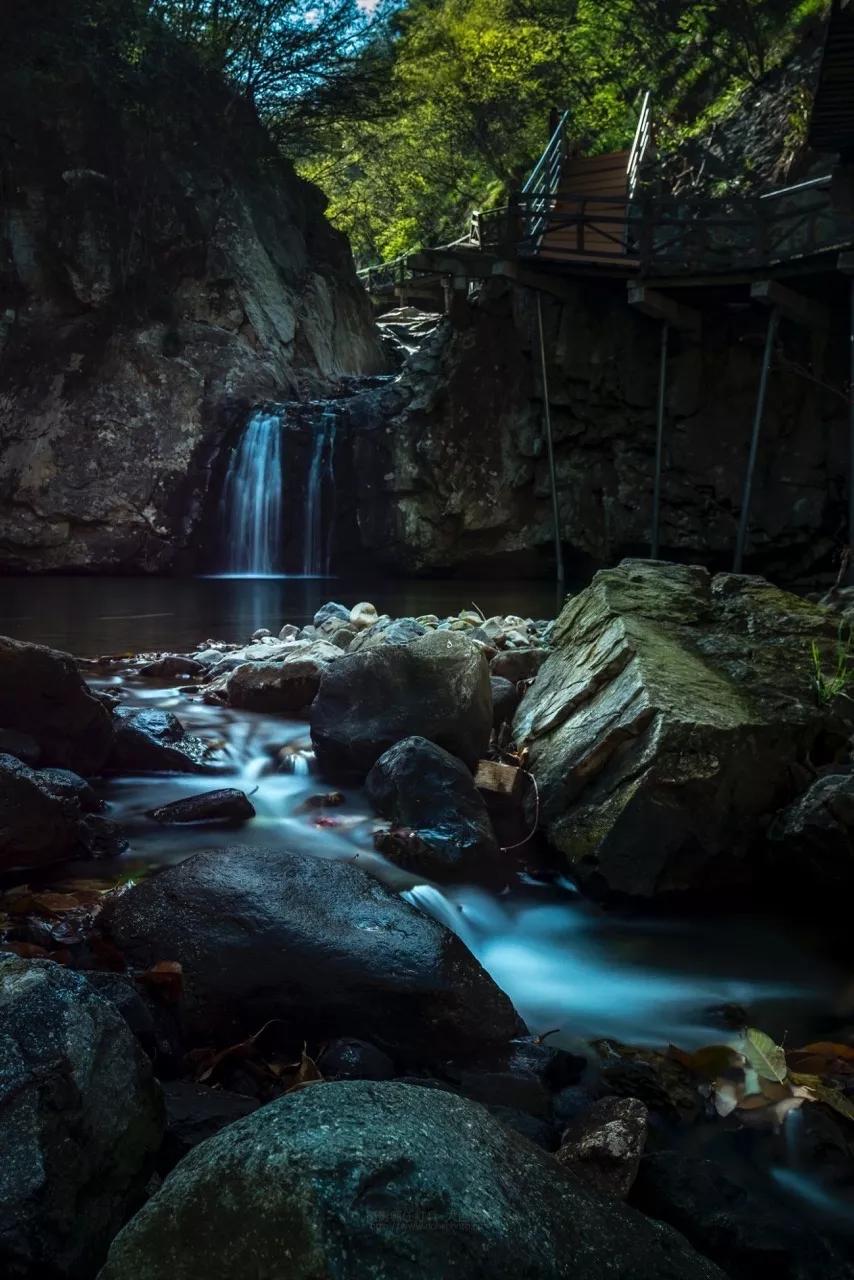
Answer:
221;409;284;576
302;410;337;577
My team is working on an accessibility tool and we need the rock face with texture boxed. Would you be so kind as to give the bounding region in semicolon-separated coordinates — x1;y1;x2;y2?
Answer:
514;560;847;897
556;1096;648;1198
311;631;492;776
0;637;114;773
223;640;341;712
367;735;498;878
0;6;385;574
100;845;521;1059
107;707;210;773
99;1081;727;1280
0;955;164;1279
353;271;847;579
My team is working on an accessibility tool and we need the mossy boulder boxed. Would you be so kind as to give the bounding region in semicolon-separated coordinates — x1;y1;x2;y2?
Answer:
514;560;847;897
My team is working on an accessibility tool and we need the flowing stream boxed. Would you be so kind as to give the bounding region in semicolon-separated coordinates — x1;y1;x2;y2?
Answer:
77;672;845;1054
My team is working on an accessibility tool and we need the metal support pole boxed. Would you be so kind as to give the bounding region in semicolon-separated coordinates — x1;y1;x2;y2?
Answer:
650;320;669;559
848;278;854;576
733;307;780;574
536;292;565;590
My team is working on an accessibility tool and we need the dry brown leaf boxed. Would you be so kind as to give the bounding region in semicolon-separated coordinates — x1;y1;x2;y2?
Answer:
669;1043;744;1080
136;960;184;1003
286;1047;324;1093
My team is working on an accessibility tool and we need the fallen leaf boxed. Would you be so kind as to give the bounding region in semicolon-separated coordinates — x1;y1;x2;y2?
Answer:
668;1043;744;1080
791;1074;854;1124
742;1027;788;1083
286;1046;324;1092
794;1041;854;1061
758;1078;792;1102
136;960;184;1003
192;1019;281;1083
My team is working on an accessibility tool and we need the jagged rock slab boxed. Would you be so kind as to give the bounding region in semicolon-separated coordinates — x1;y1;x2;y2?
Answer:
514;560;846;897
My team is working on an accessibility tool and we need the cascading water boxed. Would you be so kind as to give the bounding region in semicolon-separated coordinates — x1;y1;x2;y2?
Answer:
220;409;284;576
302;409;337;577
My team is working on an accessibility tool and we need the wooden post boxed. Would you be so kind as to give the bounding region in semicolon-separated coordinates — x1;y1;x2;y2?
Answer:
733;307;780;573
536;292;565;590
651;321;669;559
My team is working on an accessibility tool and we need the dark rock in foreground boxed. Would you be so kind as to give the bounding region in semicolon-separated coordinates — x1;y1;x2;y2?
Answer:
515;561;848;897
311;630;492;776
0;752;76;871
0;955;163;1280
0;635;114;774
367;735;498;879
99;1081;727;1280
223;640;340;713
148;788;255;824
100;845;521;1060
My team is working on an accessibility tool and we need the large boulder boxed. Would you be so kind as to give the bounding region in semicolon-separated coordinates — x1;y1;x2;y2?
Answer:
98;1081;726;1280
0;955;164;1279
514;561;847;897
223;640;341;713
311;630;492;776
0;636;113;774
367;735;499;879
100;845;521;1060
0;753;76;871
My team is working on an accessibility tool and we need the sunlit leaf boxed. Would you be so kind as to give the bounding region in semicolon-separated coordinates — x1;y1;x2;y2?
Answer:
742;1027;787;1083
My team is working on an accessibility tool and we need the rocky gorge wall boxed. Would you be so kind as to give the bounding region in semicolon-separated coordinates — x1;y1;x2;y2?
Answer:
0;8;386;574
352;274;849;582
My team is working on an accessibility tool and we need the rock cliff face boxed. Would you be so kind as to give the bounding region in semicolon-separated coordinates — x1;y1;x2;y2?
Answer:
0;9;385;574
353;275;848;582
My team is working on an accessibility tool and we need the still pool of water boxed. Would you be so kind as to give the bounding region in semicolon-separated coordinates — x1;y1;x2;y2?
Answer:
0;574;564;655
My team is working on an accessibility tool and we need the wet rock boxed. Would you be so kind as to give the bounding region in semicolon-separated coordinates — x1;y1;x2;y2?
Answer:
250;628;272;640
107;707;210;774
439;1039;585;1119
75;813;128;858
33;766;103;813
350;600;378;630
148;788;255;824
311;630;492;776
367;736;498;878
83;972;158;1056
160;1081;260;1167
314;601;350;628
514;561;847;897
556;1096;648;1198
0;955;164;1280
224;640;341;713
138;654;205;680
595;1041;702;1125
767;772;854;888
98;1081;727;1280
0;635;114;774
490;647;549;683
277;623;299;641
316;1037;396;1081
328;624;358;649
491;674;521;729
631;1149;854;1280
349;615;427;652
0;729;41;766
0;752;75;871
100;845;522;1061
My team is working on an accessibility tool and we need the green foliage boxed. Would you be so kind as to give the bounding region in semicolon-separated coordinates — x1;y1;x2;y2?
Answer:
810;622;854;706
293;0;829;263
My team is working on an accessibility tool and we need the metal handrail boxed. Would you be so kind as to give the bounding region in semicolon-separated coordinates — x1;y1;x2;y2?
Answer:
627;90;651;199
